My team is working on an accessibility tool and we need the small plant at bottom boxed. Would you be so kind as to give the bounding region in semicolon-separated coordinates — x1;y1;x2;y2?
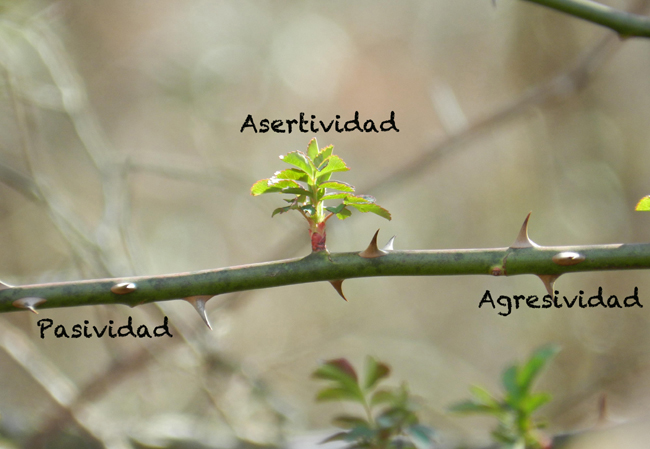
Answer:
312;357;436;449
449;344;560;449
251;138;391;252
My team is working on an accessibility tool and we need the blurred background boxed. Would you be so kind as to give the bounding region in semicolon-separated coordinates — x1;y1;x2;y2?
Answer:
1;0;650;447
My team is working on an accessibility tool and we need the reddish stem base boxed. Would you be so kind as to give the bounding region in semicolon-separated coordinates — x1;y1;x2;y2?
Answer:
309;222;327;252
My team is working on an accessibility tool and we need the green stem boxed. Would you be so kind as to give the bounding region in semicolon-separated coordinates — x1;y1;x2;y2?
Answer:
1;242;650;313
521;0;650;38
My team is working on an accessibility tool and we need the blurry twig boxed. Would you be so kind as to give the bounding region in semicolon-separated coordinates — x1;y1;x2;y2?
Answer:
127;155;251;190
20;17;135;276
0;155;42;202
0;318;126;448
365;27;627;195
22;342;161;449
26;308;290;448
430;83;469;136
1;65;111;277
522;0;650;38
2;10;287;448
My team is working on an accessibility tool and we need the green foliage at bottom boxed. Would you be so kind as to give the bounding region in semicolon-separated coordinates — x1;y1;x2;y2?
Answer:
449;345;559;449
313;357;436;449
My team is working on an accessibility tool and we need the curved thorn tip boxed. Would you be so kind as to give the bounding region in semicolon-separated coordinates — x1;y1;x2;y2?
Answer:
382;235;396;252
13;297;46;314
184;296;213;330
511;212;538;248
359;230;388;258
0;280;11;290
329;280;347;301
537;275;560;296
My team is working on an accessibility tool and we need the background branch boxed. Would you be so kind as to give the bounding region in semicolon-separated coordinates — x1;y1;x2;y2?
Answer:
522;0;650;38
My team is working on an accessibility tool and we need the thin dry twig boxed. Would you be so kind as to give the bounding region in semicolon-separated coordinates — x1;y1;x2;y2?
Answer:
0;318;118;448
4;15;288;447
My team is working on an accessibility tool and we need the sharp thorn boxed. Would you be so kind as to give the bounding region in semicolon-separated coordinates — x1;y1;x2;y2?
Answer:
184;296;213;330
359;230;388;258
0;280;11;290
13;297;46;314
511;212;538;248
329;280;347;301
537;275;560;296
382;235;396;252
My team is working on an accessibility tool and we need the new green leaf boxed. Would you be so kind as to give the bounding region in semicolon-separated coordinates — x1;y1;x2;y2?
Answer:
322;193;352;201
346;202;392;220
306;138;319;161
251;179;302;196
280;151;314;177
319;181;355;192
314;144;334;167
317;155;349;176
273;168;309;182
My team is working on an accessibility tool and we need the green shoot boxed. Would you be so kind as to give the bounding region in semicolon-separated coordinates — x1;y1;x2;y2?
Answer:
251;138;391;252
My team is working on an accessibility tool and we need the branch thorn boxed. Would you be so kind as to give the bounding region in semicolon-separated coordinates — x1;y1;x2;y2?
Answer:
184;296;213;330
13;297;46;314
359;230;388;258
382;235;396;252
329;280;347;301
537;274;560;296
511;212;539;248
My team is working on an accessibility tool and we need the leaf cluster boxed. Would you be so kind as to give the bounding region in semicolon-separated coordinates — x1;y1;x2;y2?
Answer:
251;138;391;225
313;357;436;449
449;345;559;449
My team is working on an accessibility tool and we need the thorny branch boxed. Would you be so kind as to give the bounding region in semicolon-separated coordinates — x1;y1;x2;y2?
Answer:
2;219;650;318
521;0;650;38
253;0;650;268
0;1;648;447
